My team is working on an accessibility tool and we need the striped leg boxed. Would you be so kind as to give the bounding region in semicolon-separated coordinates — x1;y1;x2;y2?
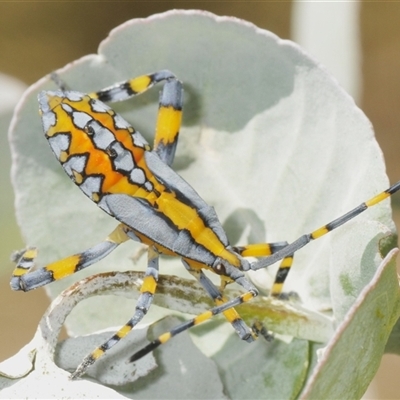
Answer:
10;224;130;292
129;289;257;363
249;180;400;271
233;242;293;341
90;70;177;104
89;70;183;167
125;260;260;366
233;242;294;297
70;246;160;380
182;260;254;342
153;78;183;166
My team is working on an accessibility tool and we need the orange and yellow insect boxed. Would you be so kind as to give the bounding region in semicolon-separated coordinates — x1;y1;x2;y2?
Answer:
11;70;400;379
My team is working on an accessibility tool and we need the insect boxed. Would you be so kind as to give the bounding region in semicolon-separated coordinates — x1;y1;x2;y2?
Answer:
10;69;400;380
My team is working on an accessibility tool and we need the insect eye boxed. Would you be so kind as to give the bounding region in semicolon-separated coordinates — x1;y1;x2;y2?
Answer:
214;263;226;275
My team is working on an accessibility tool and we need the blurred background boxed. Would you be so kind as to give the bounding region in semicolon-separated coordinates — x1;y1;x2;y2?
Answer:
0;2;399;398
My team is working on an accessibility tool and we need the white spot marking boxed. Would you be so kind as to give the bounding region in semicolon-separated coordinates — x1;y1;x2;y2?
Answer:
80;176;102;198
72;111;92;129
63;154;87;176
90;99;111;113
88;121;115;150
41;110;56;133
38;91;51;114
132;131;149;148
65;91;84;101
61;103;73;113
48;134;70;159
130;168;146;185
144;181;153;191
110;142;135;172
113;113;130;129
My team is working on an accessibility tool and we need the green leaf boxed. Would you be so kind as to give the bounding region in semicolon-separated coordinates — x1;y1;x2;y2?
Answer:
213;335;309;400
8;9;399;399
300;249;400;399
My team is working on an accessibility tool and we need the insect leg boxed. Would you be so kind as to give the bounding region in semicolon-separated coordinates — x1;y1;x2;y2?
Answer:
90;70;177;103
249;180;400;271
90;70;183;166
153;77;183;166
233;242;288;257
10;224;130;292
128;287;257;364
70;246;159;380
182;259;254;342
233;242;294;297
127;254;278;364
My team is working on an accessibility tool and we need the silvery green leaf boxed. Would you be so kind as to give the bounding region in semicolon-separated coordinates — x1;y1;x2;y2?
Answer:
8;9;399;398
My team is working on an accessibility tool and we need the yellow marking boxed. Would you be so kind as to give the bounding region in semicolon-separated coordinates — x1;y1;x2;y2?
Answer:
129;75;152;93
215;297;227;306
91;348;105;360
116;324;132;338
140;275;157;294
88;91;99;99
194;310;213;325
92;192;100;203
156;191;240;266
215;298;240;322
240;243;273;257
365;192;389;207
158;332;172;344
242;292;255;303
223;308;241;322
72;170;83;184
13;267;30;277
271;282;283;295
46;254;81;280
59;151;68;163
311;226;329;239
281;256;293;268
155;106;182;145
23;248;38;259
182;258;206;271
